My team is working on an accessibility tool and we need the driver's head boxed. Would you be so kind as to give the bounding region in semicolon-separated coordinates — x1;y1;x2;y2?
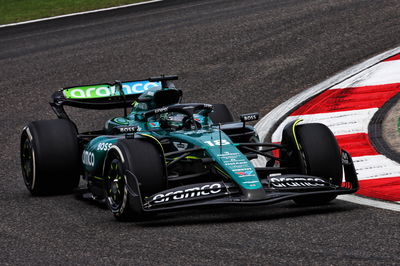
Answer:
159;112;201;131
160;112;186;130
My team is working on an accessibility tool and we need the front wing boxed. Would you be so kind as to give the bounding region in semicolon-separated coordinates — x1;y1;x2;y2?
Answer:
125;154;358;213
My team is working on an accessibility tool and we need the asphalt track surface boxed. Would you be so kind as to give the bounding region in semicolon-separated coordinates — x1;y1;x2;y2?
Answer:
1;0;399;264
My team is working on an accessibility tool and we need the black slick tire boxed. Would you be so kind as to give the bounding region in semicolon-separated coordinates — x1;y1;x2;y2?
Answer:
103;138;167;221
293;123;343;205
20;119;80;195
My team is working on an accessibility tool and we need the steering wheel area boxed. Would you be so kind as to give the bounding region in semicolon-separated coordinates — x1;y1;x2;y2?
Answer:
143;103;213;130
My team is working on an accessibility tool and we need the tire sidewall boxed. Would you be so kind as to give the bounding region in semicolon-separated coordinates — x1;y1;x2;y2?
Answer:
103;138;166;220
104;148;131;218
296;123;343;185
20;119;80;195
21;127;37;192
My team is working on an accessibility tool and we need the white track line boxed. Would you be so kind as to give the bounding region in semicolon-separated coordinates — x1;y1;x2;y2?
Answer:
255;47;400;212
0;0;163;29
331;59;400;89
352;155;400;180
271;108;378;142
338;195;400;212
255;47;400;142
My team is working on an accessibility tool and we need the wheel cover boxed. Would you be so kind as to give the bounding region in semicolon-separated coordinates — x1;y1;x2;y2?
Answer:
105;159;125;210
21;137;34;188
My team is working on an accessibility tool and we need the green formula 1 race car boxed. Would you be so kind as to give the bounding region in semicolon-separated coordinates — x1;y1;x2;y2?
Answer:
20;75;358;221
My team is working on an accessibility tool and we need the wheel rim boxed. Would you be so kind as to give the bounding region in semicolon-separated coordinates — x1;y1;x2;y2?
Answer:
105;159;125;210
21;137;34;188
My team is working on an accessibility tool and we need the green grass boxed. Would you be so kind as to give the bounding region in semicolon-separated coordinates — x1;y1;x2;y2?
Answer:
0;0;147;25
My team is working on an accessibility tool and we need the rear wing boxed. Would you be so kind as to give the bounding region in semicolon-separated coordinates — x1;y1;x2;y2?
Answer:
50;75;178;119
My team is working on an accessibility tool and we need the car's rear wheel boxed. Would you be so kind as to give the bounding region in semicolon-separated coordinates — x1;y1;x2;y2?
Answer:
209;104;234;123
291;123;343;205
104;138;167;221
20;119;80;195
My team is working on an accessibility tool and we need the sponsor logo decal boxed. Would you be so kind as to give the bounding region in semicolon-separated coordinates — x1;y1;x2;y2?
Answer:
173;141;189;151
82;151;95;166
235;170;254;177
270;177;328;188
217;151;240;157
154;106;169;114
240;112;259;122
97;142;113;151
152;183;223;203
243;181;259;187
149;122;160;127
115;126;138;133
63;81;161;99
122;81;160;94
217;152;254;173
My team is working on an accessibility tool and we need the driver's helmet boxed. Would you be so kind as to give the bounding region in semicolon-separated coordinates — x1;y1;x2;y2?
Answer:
160;112;188;130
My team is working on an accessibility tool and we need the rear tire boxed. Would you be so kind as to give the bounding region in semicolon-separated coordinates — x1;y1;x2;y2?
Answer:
292;123;342;205
209;104;234;123
20;119;80;195
104;138;167;221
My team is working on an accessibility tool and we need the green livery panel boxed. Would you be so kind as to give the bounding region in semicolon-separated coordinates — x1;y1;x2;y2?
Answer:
82;136;120;174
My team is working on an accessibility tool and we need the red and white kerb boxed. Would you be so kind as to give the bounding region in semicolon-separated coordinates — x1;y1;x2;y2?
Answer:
271;54;400;202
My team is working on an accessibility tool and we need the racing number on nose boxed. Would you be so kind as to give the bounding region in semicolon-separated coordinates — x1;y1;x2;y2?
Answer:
204;140;230;146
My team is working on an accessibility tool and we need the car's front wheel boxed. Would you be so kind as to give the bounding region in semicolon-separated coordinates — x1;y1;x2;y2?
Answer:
281;123;343;205
103;138;167;221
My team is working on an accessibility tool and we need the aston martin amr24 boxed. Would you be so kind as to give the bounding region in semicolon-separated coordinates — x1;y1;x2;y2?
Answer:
20;75;358;220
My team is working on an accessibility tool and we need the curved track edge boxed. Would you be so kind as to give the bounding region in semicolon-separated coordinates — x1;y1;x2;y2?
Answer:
255;47;400;212
256;46;400;142
0;0;163;29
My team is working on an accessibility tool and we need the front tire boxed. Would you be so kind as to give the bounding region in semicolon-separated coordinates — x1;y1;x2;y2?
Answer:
103;138;167;221
20;119;80;195
287;123;343;205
